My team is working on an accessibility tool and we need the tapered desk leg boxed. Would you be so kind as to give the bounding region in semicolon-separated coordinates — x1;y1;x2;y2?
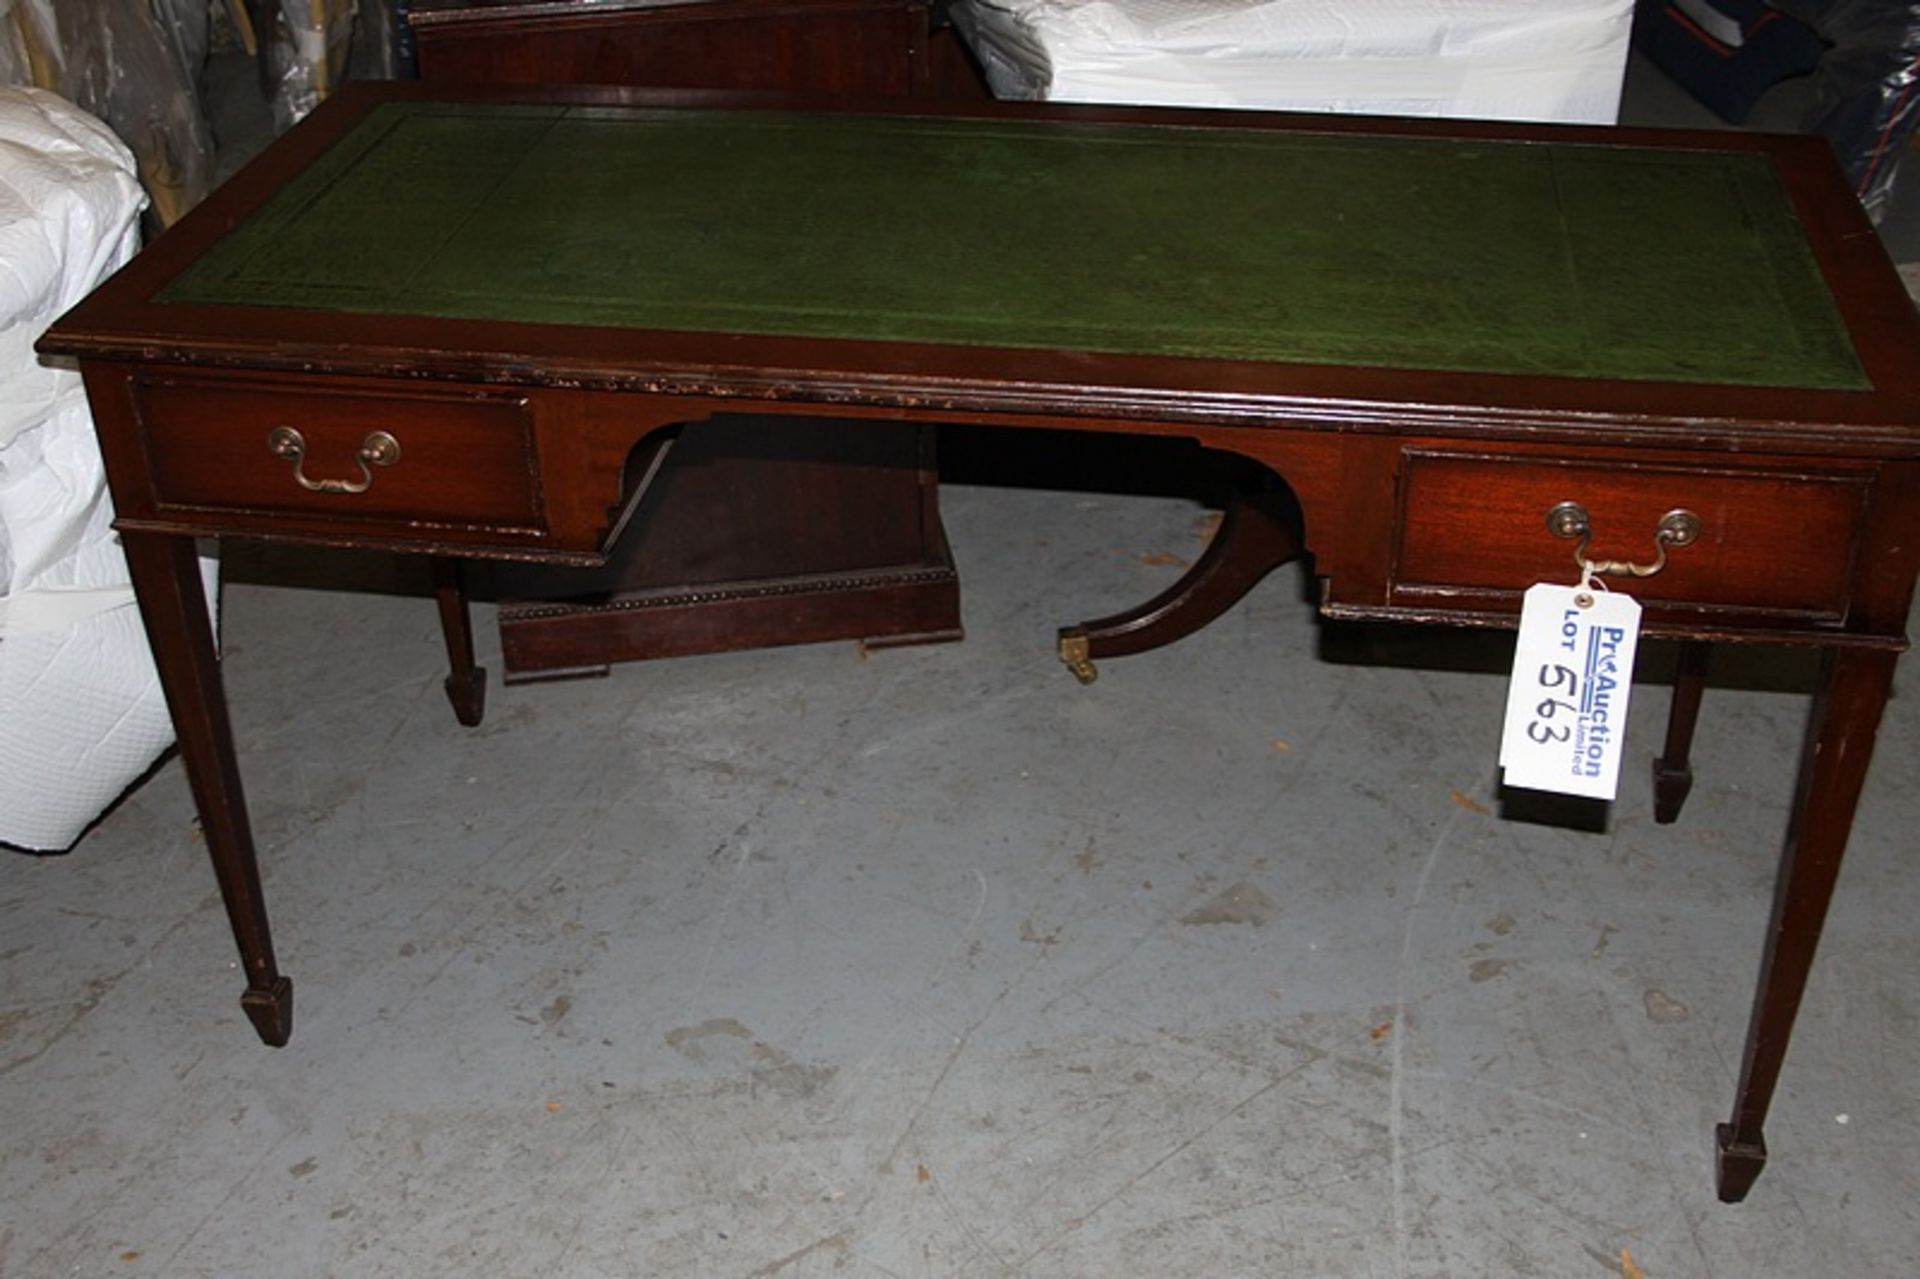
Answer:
1057;476;1302;683
122;532;292;1046
432;558;487;727
1716;646;1897;1202
1652;641;1711;824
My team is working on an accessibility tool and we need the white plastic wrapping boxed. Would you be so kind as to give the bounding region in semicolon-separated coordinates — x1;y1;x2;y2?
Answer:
954;0;1635;125
353;0;401;83
0;0;216;226
0;86;213;851
0;0;54;90
152;0;213;90
0;6;29;87
269;0;356;131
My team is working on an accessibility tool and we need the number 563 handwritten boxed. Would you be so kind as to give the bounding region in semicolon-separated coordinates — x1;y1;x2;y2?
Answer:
1527;663;1579;744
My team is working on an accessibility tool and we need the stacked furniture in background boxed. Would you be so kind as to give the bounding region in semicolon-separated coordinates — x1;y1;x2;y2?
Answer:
0;0;216;227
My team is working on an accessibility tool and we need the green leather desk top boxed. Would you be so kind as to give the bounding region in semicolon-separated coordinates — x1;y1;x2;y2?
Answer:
160;102;1867;390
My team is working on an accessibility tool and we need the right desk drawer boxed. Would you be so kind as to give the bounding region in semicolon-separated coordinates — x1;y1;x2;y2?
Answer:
1391;450;1873;623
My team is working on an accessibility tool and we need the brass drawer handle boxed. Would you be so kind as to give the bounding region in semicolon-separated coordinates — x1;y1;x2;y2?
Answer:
1546;501;1701;578
266;426;401;494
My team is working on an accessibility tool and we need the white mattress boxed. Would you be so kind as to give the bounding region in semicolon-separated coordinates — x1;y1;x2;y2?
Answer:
955;0;1635;125
0;86;214;851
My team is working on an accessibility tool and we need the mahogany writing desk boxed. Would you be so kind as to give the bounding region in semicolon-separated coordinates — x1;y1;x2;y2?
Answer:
39;84;1920;1202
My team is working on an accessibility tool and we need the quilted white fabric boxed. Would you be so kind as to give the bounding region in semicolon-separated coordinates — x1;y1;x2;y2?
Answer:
0;85;212;850
955;0;1635;124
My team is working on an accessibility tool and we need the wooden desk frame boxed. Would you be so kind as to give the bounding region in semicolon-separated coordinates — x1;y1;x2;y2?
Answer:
42;84;1920;1203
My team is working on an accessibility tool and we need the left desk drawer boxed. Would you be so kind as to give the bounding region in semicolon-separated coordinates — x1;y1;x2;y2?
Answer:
132;374;542;530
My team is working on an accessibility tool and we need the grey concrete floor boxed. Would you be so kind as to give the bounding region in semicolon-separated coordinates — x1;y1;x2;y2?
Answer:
5;49;1920;1279
5;477;1918;1277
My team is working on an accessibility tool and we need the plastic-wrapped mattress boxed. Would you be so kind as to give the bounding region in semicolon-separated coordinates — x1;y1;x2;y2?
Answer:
954;0;1636;124
0;86;211;851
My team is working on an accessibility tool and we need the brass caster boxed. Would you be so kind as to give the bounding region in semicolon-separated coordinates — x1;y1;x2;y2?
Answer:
1058;629;1098;685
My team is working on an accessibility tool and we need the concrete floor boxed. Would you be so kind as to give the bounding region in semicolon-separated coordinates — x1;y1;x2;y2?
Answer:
4;52;1920;1279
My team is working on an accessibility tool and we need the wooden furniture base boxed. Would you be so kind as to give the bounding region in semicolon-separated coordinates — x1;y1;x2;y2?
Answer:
431;557;489;723
1653;640;1711;823
493;415;961;678
1056;469;1302;684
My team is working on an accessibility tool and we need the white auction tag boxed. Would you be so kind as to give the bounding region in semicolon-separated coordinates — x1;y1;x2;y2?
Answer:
1499;583;1642;800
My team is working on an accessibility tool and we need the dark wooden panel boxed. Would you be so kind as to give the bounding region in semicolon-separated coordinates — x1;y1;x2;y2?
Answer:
498;563;961;672
519;415;936;586
1391;449;1870;620
417;6;915;94
493;414;961;673
134;372;542;529
410;0;988;99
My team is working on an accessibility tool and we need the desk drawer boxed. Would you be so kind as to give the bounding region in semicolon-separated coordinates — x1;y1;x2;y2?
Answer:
1391;450;1870;621
132;375;542;530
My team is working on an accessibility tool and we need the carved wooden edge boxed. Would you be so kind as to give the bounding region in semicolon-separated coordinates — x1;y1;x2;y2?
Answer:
496;565;958;621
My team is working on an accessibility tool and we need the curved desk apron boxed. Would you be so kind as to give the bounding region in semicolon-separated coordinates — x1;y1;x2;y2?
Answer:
40;84;1920;1202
